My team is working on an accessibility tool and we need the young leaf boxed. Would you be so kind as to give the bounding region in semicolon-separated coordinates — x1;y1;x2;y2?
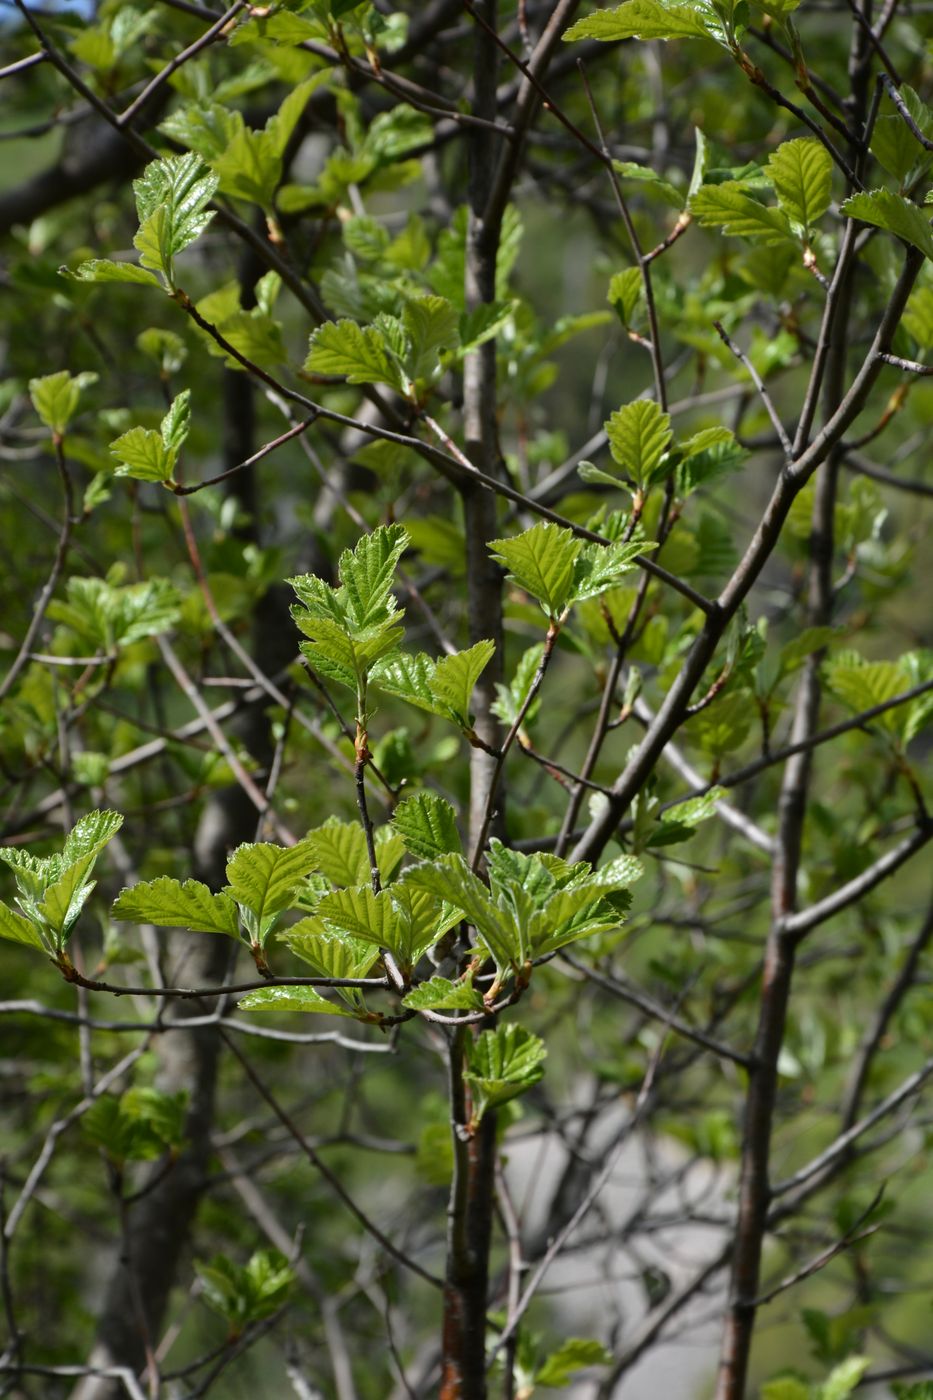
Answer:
304;820;370;887
224;839;318;933
429;640;496;726
112;877;240;938
237;984;362;1018
492;643;546;727
370;651;438;714
391;792;462;860
689;182;794;245
62;810;124;864
605;399;673;489
536;1338;613;1387
160;390;191;457
840;189;933;260
564;0;712;41
304;320;404;390
766;138;832;234
29;370;98;436
339;524;409;631
66;259;160;287
131;154;218;286
0;900;45;949
489;522;582;619
569;539;651;605
110;426;174;483
402;293;460;380
464;1024;546;1125
402;975;485;1012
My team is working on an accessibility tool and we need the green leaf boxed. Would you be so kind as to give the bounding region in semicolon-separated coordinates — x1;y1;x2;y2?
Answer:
689;182;794;245
401;975;485;1011
402;854;519;971
391;792;462;860
196;1250;294;1330
370;651;438;714
841;189;933;260
0;899;45;949
674;426;749;496
569;538;651;604
825;656;908;731
224;839;318;935
464;1024;546;1124
62;809;123;864
605;399;673;489
305;319;405;390
613;160;684;209
160;390;191;457
766;138;832;233
38;853;98;946
608;267;645;325
237;984;362;1017
760;1379;811;1400
536;1338;613;1387
132;153;218;283
429;640;496;726
402;293;460;380
459;300;516;351
819;1357;871;1400
489;522;582;619
492;643;546;727
29;370;98;436
564;1;713;41
282;922;379;1012
339;524;409;631
65;259;161;287
305;819;370;887
110;426;174;484
112;877;240;938
902;285;933;349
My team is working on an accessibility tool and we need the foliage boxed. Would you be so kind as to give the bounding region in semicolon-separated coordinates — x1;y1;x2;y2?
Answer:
0;0;931;1396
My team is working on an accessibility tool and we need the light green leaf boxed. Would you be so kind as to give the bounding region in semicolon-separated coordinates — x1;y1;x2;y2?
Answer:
38;853;98;945
613;160;684;209
430;640;496;726
766;138;832;233
305;320;404;390
62;809;124;864
132;153;218;283
305;819;370;887
492;643;546;727
339;524;409;631
760;1379;810;1400
371;651;438;714
459;300;516;351
402;854;519;971
841;189;933;260
536;1338;613;1387
110;425;174;483
112;877;240;938
282;922;379;1009
237;985;362;1017
224;839;318;931
605;399;673;489
464;1024;546;1124
66;259;161;287
570;539;651;604
29;370;98;436
160;390;191;456
391;792;462;860
564;0;713;41
902;285;933;349
402;976;484;1012
402;293;460;380
689;181;794;245
0;900;45;950
489;522;582;619
819;1357;872;1400
316;885;399;951
608;267;644;325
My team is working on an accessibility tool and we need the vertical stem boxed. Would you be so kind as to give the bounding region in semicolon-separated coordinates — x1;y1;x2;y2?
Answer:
715;25;873;1392
442;1026;498;1400
462;0;505;853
